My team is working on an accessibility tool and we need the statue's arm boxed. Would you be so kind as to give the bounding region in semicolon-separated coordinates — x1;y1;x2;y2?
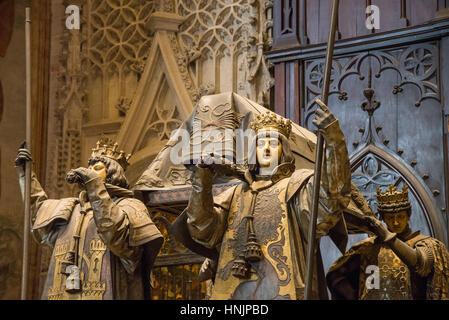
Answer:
293;174;344;237
16;168;48;222
389;238;433;276
85;177;162;273
366;216;433;277
319;119;352;212
15;146;49;227
313;99;351;213
185;167;228;249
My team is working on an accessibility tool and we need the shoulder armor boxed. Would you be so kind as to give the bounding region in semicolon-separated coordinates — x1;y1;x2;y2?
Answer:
116;198;162;247
286;169;314;202
214;184;239;211
32;198;78;231
407;234;430;247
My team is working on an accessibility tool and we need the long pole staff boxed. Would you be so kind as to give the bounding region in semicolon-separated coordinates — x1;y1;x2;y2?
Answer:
304;0;339;300
21;7;32;300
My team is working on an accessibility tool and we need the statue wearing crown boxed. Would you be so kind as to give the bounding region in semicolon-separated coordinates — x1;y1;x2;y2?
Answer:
15;139;163;300
327;184;449;300
178;99;353;299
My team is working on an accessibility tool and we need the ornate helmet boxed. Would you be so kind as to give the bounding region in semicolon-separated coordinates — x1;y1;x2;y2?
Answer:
376;184;411;216
250;112;292;139
91;138;131;170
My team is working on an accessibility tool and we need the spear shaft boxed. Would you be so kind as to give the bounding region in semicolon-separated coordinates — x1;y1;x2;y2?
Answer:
21;7;32;300
304;0;340;300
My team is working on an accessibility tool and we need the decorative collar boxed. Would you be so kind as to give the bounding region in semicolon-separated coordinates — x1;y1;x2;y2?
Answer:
254;162;295;183
250;162;295;192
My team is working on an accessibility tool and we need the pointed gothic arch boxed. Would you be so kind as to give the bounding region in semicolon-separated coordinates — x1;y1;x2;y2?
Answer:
350;143;445;242
116;13;198;184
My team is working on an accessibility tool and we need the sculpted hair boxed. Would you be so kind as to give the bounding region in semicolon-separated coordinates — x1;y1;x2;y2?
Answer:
247;130;295;174
88;156;129;189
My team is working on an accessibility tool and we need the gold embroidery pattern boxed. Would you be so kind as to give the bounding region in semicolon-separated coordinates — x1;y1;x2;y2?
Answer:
361;245;412;300
47;239;107;300
82;239;107;300
47;243;70;300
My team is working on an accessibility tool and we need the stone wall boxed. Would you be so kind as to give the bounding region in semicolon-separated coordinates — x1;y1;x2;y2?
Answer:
0;0;26;300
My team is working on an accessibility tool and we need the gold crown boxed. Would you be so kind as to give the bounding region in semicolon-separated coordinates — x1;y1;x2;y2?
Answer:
250;112;292;138
91;138;131;170
376;184;411;214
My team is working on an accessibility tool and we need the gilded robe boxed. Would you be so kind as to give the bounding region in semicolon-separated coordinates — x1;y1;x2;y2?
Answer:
20;172;163;300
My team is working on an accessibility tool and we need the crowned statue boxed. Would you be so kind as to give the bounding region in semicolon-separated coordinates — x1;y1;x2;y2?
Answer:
175;98;354;300
327;184;449;300
15;139;163;300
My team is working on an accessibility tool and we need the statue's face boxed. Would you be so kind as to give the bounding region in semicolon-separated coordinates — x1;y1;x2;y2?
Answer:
256;136;282;169
383;211;409;234
88;161;107;182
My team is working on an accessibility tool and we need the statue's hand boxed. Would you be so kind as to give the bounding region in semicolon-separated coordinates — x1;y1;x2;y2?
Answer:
312;98;337;133
197;152;220;169
66;167;99;185
15;142;32;169
365;216;396;242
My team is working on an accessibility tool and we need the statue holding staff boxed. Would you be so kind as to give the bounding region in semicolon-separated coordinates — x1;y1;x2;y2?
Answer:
15;138;163;300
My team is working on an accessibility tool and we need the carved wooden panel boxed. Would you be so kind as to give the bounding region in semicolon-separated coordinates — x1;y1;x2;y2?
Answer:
277;40;448;277
272;0;299;49
302;42;444;235
273;0;448;48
